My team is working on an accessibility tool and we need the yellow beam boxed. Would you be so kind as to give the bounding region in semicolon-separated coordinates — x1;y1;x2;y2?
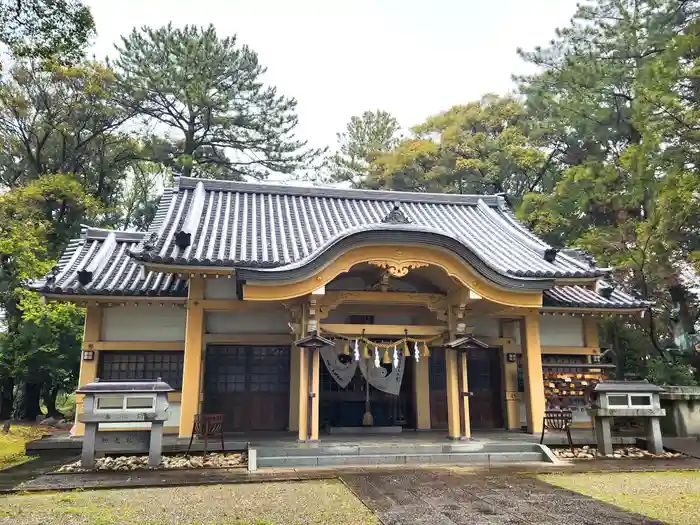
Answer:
204;333;293;345
243;245;543;308
194;299;285;312
521;314;545;434
179;276;205;438
83;341;185;351
320;324;446;336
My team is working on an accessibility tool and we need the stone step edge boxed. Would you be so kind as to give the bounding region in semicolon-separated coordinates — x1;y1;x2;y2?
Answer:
257;452;546;463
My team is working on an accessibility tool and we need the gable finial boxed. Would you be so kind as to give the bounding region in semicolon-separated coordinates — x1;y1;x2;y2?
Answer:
382;203;411;224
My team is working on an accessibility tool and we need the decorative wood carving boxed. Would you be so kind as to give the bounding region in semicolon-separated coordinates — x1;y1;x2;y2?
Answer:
367;260;428;277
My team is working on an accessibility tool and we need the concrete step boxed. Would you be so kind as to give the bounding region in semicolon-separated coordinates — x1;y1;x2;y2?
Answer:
257;450;547;468
255;442;544;458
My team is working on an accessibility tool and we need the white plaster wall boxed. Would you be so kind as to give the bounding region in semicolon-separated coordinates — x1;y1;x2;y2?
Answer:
206;310;289;334
98;401;181;429
204;278;239;299
101;307;186;341
471;317;499;338
540;316;584;347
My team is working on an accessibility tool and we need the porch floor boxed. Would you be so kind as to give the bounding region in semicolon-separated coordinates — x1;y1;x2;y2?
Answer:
26;428;640;454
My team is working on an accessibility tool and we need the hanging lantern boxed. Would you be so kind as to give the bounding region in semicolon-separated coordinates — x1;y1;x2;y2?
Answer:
374;347;380;368
422;342;431;358
342;341;350;355
353;339;360;361
393;345;399;367
403;340;410;357
414;341;420;362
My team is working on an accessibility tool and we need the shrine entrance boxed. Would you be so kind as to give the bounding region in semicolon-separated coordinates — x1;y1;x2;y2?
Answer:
320;355;416;431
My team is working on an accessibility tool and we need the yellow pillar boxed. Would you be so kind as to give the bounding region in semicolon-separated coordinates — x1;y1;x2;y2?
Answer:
459;351;471;439
309;349;320;441
500;320;521;430
179;276;205;438
288;343;300;431
445;348;461;439
297;347;309;441
74;305;103;436
583;316;599;363
521;313;545;434
413;358;431;430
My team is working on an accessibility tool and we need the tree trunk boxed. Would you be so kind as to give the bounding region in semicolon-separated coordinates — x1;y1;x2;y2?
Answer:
42;386;63;419
13;381;43;421
43;386;63;419
0;377;13;420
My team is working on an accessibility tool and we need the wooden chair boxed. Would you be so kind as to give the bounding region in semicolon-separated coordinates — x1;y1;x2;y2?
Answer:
540;409;574;452
186;413;225;457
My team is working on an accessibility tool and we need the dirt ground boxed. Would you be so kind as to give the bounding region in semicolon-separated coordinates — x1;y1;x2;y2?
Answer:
538;471;700;525
0;480;378;525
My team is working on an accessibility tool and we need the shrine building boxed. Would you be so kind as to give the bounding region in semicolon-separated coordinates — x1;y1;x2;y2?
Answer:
33;177;648;441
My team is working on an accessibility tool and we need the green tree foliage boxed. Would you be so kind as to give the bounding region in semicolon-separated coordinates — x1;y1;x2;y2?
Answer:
516;0;700;374
114;24;322;180
0;60;138;231
0;175;98;419
324;110;400;187
366;95;555;203
0;0;94;63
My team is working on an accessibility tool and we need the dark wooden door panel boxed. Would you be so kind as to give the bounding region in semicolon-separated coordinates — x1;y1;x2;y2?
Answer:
429;348;448;429
429;347;504;430
467;348;504;429
204;345;290;432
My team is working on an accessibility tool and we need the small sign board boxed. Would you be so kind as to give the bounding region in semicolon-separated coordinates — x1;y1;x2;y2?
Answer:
94;430;150;453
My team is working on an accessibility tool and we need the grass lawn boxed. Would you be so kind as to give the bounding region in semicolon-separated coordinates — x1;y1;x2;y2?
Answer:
538;471;700;525
0;480;378;525
0;425;49;470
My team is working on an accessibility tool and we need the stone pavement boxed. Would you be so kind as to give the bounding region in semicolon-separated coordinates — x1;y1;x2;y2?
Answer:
341;470;666;525
5;457;699;493
663;437;700;459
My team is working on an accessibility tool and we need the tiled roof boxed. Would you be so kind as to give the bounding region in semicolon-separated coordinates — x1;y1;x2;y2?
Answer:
32;228;187;297
543;285;648;309
131;177;604;281
31;177;647;307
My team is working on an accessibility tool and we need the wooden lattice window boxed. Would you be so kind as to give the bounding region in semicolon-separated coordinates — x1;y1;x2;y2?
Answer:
98;351;184;390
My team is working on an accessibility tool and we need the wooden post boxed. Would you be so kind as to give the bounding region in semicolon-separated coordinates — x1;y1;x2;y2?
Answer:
179;276;205;438
297;346;309;441
309;349;320;441
500;320;521;430
445;348;461;439
74;305;103;436
521;313;545;434
297;304;309;441
413;358;431;430
288;342;300;431
583;316;599;364
458;350;470;439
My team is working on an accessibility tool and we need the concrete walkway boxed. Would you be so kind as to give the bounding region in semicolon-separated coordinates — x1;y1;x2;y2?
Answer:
5;457;699;493
341;470;666;525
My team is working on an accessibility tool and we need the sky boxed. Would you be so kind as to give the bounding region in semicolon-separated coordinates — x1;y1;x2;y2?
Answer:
85;0;580;154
